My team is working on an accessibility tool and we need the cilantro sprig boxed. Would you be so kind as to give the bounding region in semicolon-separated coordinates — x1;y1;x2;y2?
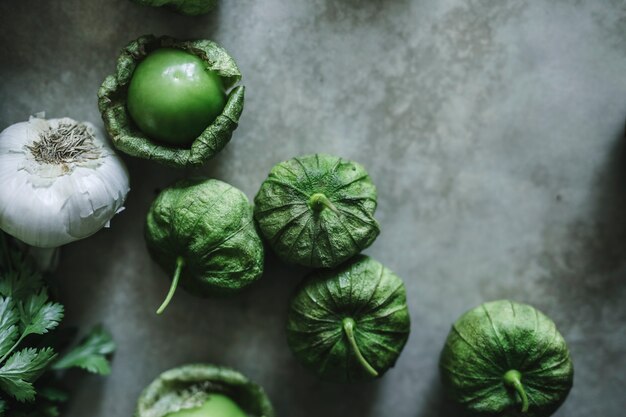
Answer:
0;234;116;416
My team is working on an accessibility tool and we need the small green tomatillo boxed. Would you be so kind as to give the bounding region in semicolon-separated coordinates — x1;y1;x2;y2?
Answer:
127;48;226;147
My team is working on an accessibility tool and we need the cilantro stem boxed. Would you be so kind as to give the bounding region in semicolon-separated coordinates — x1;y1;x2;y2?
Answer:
342;317;378;377
156;257;185;315
0;334;26;365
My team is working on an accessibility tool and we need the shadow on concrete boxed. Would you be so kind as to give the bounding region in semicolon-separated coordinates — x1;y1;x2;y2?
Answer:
279;364;381;417
414;367;467;417
537;122;626;312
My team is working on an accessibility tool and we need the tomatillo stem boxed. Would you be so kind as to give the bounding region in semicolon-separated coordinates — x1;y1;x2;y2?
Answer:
342;317;378;377
503;369;529;413
157;256;185;315
309;193;339;214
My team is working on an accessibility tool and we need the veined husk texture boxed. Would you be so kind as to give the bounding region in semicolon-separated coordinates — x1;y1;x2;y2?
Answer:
135;364;275;417
145;178;264;296
440;300;574;417
287;255;411;382
254;154;380;268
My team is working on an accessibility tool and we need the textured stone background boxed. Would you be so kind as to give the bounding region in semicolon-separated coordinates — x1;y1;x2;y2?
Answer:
1;0;626;416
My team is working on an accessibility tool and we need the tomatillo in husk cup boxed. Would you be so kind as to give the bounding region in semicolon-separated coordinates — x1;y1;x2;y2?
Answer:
135;364;275;417
98;35;244;168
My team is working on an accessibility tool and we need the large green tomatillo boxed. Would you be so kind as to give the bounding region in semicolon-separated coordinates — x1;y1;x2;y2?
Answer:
127;48;226;146
98;35;244;168
254;154;380;268
145;178;264;314
135;364;275;417
287;255;411;383
439;300;574;417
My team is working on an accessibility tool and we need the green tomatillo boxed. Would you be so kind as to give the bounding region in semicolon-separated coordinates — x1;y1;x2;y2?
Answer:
254;154;380;268
164;394;247;417
439;300;574;417
286;255;411;382
145;178;264;314
98;35;244;168
127;48;226;146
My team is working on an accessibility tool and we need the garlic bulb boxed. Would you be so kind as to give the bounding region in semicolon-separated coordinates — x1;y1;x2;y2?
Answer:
0;116;130;248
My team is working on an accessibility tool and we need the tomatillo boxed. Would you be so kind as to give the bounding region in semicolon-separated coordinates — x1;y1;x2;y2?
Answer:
134;364;275;417
127;48;226;147
99;35;244;168
165;394;247;417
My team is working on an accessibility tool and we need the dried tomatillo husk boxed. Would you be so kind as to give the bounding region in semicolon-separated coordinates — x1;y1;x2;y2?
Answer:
135;364;275;417
287;255;410;382
145;178;264;313
254;154;380;268
439;300;574;417
98;35;244;168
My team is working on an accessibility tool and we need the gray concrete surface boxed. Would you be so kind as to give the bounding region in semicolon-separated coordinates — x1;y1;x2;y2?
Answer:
2;0;626;416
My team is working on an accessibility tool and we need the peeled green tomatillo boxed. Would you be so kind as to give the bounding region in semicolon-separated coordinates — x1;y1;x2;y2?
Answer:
127;48;226;146
136;364;275;417
98;35;244;168
165;394;247;417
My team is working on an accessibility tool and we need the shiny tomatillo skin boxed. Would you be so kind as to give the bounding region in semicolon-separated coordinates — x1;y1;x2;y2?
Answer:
135;364;275;417
164;394;247;417
127;48;226;146
98;35;244;168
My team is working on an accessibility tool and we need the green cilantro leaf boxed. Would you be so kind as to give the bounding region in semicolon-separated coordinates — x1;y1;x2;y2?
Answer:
0;298;19;358
52;326;116;375
0;348;57;402
37;387;68;403
0;233;116;415
0;268;42;303
42;404;61;417
0;237;43;302
18;292;64;338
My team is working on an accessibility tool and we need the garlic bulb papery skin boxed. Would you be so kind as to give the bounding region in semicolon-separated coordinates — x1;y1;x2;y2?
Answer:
0;116;130;248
